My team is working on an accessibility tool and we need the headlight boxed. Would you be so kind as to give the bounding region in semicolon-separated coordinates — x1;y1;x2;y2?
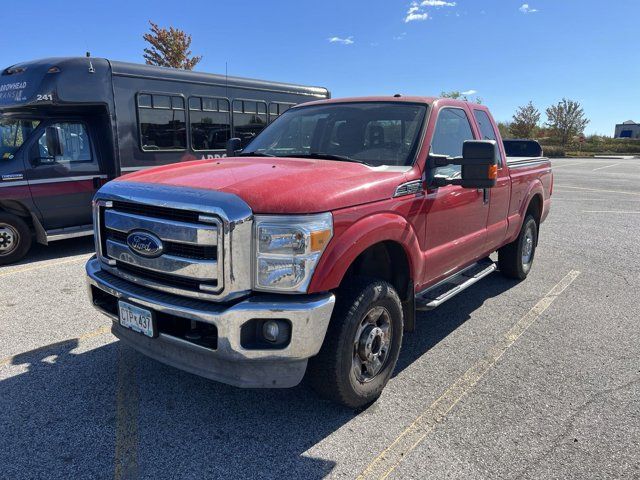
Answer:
253;213;333;292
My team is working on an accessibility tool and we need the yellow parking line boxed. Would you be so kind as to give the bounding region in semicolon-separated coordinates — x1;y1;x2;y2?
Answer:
554;185;640;196
0;256;89;277
0;325;112;368
357;270;581;480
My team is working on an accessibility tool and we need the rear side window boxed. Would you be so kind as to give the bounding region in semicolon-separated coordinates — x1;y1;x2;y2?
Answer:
233;100;268;148
137;93;186;151
473;109;503;166
268;102;294;123
431;108;475;178
189;96;231;151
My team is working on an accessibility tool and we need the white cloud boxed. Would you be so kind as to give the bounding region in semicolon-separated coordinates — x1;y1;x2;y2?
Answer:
519;3;539;13
328;36;354;45
393;32;407;40
421;0;456;6
405;0;455;23
461;89;477;96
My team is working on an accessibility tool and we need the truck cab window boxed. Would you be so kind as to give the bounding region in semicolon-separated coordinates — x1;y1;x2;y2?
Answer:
431;108;475;179
37;122;92;163
1;118;40;159
137;94;186;151
233;100;268;148
189;96;231;151
473;109;503;167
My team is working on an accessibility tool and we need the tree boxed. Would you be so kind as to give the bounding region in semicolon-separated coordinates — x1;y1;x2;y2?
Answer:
143;21;202;70
545;98;589;146
509;101;540;138
440;90;483;104
497;121;513;140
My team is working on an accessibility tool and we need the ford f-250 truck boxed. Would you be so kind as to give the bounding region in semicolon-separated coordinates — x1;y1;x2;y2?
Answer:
86;96;552;407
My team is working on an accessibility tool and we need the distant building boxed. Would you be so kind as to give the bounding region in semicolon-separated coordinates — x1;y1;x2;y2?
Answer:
614;120;640;139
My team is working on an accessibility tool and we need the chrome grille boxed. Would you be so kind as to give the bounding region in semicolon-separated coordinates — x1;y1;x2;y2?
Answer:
96;200;222;299
93;182;254;303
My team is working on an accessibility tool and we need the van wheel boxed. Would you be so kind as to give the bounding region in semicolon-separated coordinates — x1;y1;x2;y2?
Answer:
307;277;403;408
498;214;538;280
0;213;32;265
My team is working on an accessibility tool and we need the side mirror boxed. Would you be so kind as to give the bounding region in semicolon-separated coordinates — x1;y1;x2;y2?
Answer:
459;140;498;189
226;138;242;157
45;126;63;158
428;140;498;189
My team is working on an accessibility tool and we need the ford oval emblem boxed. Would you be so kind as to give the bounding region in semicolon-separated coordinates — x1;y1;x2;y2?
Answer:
126;231;163;258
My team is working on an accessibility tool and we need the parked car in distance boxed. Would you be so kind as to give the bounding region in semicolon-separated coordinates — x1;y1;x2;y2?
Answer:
0;57;328;264
86;96;552;407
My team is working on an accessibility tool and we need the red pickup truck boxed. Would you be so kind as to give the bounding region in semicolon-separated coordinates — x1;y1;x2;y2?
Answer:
86;96;552;407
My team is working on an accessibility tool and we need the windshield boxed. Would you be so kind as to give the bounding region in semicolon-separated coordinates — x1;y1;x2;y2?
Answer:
0;117;40;159
242;102;427;167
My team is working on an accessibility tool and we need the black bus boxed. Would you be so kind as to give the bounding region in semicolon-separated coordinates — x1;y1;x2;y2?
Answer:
0;57;329;264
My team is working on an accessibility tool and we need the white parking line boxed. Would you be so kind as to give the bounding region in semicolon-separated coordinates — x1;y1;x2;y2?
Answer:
592;163;620;171
552;162;586;168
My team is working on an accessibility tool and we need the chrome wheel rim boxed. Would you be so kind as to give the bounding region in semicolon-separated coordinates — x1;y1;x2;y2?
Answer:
0;223;19;256
521;225;535;267
352;306;392;383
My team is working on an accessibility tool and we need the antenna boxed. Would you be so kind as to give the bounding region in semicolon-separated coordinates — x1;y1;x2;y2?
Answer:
225;61;228;100
86;51;91;58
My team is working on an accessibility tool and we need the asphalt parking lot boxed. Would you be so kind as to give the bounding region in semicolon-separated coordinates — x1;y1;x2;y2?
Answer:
1;157;638;480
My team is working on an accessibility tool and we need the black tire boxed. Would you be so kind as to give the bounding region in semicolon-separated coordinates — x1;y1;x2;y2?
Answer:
0;212;32;266
307;277;403;408
498;214;538;280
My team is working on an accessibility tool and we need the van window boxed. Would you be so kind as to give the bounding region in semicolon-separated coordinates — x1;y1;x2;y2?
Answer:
431;108;475;179
189;96;231;151
137;94;186;151
37;122;92;162
233;100;268;148
473;109;503;166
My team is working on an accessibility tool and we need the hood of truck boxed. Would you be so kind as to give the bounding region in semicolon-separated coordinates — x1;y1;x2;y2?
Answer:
119;157;411;214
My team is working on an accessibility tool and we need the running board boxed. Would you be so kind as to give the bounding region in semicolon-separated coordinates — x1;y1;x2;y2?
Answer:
416;259;497;311
46;225;94;242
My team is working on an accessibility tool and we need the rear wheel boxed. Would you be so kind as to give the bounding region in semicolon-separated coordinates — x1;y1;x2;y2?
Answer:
498;214;537;280
0;212;32;265
307;277;403;408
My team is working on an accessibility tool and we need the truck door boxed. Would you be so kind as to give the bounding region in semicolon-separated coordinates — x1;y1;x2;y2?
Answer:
422;107;490;284
26;121;105;230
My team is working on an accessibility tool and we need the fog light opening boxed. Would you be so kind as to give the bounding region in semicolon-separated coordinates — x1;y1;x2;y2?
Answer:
263;320;280;343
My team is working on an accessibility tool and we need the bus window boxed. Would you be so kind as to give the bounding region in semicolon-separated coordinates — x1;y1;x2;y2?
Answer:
268;103;294;123
233;100;268;148
137;93;186;151
189;96;231;151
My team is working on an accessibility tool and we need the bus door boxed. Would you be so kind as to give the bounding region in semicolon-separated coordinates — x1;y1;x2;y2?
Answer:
25;120;106;230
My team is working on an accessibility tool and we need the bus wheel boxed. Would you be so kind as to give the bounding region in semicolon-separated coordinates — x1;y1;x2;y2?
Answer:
0;212;32;265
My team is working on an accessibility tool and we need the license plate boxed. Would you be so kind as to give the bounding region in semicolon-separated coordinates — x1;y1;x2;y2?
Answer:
118;300;155;338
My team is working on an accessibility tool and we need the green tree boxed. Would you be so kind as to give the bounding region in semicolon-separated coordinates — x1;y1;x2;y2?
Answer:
143;21;202;70
509;101;541;138
497;121;513;139
545;98;590;146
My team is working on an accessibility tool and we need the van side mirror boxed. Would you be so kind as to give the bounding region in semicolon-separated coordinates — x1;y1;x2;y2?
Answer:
45;126;63;158
226;138;242;157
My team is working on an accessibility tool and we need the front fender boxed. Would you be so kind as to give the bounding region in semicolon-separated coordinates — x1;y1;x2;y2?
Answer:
308;212;422;293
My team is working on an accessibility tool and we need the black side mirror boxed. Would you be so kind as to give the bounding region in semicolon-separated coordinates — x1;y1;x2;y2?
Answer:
226;138;242;157
428;140;498;189
459;140;498;189
45;126;63;158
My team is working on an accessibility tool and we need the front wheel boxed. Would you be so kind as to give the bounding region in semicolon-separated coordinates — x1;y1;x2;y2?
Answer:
307;277;403;408
0;212;32;266
498;214;538;280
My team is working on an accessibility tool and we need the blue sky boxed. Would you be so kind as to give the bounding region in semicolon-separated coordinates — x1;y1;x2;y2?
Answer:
1;0;638;135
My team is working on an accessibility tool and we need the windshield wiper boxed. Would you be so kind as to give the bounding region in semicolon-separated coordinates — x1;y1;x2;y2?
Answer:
283;152;370;166
238;151;275;157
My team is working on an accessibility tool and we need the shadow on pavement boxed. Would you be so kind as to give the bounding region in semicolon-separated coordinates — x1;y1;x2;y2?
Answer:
5;235;95;268
0;274;518;479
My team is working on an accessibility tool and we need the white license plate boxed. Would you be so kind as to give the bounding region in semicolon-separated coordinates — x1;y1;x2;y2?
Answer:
118;301;154;338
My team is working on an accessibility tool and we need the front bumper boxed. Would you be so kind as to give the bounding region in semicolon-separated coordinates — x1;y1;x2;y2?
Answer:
86;257;335;388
